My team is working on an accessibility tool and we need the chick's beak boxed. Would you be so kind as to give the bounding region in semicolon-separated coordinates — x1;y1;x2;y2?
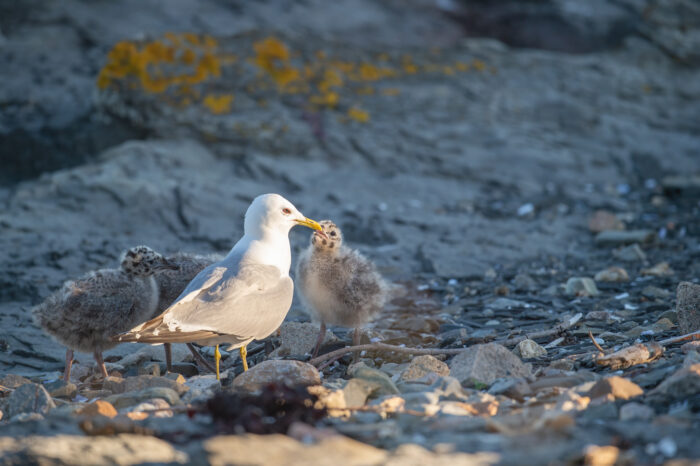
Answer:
295;217;327;238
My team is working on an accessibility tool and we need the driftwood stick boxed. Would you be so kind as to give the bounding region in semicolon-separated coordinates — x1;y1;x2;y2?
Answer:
309;343;468;367
497;313;583;347
659;330;700;346
589;331;606;353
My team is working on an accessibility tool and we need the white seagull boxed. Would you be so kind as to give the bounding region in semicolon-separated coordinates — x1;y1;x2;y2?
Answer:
114;193;325;379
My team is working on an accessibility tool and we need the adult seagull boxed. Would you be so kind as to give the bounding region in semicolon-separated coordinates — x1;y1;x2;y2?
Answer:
114;193;325;379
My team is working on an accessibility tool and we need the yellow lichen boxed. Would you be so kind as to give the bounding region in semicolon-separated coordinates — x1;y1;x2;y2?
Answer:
381;88;400;96
203;94;234;114
472;59;486;71
347;106;370;123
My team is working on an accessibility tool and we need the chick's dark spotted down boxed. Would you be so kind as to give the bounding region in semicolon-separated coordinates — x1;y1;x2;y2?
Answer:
32;246;177;381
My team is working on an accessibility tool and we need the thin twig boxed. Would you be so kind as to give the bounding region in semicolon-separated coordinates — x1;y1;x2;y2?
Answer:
309;343;468;367
588;331;606;353
496;313;583;347
659;330;700;346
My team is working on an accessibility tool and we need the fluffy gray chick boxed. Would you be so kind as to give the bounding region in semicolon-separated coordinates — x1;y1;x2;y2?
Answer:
296;220;388;356
32;246;177;381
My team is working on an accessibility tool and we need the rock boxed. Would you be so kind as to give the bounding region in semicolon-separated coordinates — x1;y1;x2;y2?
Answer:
106;387;181;409
648;364;700;403
449;343;531;386
594;266;629;282
642;286;671;300
619;402;654;421
44;380;77;399
348;364;400;397
587;376;643;401
76;400;118;418
182;375;221;402
681;341;700;353
612;244;647;262
5;383;56;418
585;310;610;321
677;281;700;334
166;363;200;378
400;355;450;381
126;398;172;419
641;261;674;277
204;434;387;466
565;277;599;297
117;344;193;369
487;377;531;401
512;273;537;291
588;210;624;233
583;445;620;466
102;375;188;396
231;360;320;392
0;434;188;464
0;374;32;389
595;230;655;246
514;339;547;358
138;362;161;376
269;322;338;357
487;297;528;311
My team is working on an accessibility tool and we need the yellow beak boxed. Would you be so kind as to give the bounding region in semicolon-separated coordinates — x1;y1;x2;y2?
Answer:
295;217;323;232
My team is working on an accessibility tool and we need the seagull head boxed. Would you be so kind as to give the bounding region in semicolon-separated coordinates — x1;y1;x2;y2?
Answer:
245;194;326;238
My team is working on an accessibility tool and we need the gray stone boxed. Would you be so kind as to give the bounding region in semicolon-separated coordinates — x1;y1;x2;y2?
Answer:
619;402;654;421
269;321;338;357
641;261;674;277
5;383;56;418
514;339;547;358
138;361;161;376
487;297;529;311
587;376;643;400
348;364;400;397
612;244;647;262
565;277;599;297
105;387;181;409
588;210;624;233
0;374;32;389
231;360;320;392
677;281;700;334
648;364;700;403
594;266;629;282
44;380;77;399
595;230;655;246
0;434;188;464
182;375;221;403
399;355;450;381
488;377;531;401
512;273;537;291
102;375;188;396
449;343;531;386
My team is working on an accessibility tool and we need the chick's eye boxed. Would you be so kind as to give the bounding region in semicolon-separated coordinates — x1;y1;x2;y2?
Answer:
330;231;337;237
282;208;291;215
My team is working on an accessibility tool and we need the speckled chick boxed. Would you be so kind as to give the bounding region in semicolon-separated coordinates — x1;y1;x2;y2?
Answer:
153;251;222;371
32;246;177;381
296;220;389;356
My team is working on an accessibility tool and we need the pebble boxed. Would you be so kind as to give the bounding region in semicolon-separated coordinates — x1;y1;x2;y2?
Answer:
0;374;32;389
77;400;118;418
103;375;188;396
4;383;56;418
641;261;674;277
44;380;78;399
449;343;531;386
399;355;450;381
593;266;629;282
595;230;654;246
513;339;547;358
587;376;643;401
585;310;610;321
182;375;221;402
106;387;181;409
512;273;537;291
612;244;647;262
619;402;654;421
588;210;624;233
231;360;320;393
648;364;700;403
676;281;700;334
565;277;599;297
269;321;338;357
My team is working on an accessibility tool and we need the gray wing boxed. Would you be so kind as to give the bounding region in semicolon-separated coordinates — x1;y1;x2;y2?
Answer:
117;262;293;343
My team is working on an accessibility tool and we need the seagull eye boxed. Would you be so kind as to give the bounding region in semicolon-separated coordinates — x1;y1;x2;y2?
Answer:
282;208;291;215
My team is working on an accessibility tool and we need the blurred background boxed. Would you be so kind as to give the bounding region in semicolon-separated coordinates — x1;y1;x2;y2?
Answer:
0;0;698;371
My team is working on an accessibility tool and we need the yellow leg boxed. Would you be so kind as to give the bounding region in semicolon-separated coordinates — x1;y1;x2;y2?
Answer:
240;346;248;371
214;344;221;380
